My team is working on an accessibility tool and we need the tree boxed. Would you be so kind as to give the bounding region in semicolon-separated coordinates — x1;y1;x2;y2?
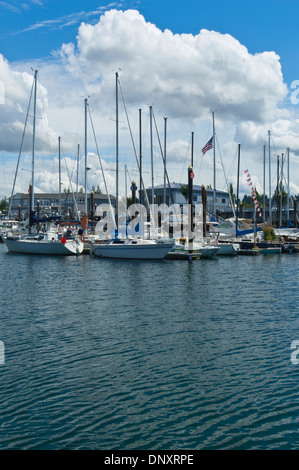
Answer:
0;197;8;213
254;187;260;201
91;185;102;194
180;185;189;201
229;183;235;202
242;194;253;207
262;225;277;241
274;184;287;205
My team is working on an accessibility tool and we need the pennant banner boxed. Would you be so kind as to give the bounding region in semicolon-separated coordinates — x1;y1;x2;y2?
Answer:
244;170;262;217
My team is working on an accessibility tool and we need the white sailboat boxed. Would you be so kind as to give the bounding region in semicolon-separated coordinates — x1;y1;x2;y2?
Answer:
92;238;174;259
170;238;220;258
3;70;84;256
91;72;174;260
4;226;83;255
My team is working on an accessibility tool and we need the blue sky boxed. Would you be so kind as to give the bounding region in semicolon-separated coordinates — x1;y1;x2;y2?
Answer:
1;0;299;199
1;0;298;85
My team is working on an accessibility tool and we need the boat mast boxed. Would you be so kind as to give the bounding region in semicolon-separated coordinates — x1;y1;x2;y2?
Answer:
84;97;88;215
8;71;35;218
76;144;80;203
212;110;216;215
150;105;154;205
236;143;240;238
125;164;127;224
31;69;38;211
263;144;266;224
115;72;119;229
276;154;279;227
58;136;61;216
188;132;194;252
280;153;284;227
139;108;142;206
163;116;167;206
268;130;271;219
287;147;290;221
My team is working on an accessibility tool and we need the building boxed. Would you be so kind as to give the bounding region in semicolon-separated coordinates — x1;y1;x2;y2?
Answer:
8;192;116;218
142;183;231;213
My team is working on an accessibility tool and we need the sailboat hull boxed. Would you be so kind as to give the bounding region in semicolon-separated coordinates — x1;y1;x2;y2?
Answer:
4;237;83;255
92;241;174;259
217;243;239;255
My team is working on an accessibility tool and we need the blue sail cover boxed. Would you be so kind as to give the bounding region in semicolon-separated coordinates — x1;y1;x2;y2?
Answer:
236;227;262;236
29;211;61;225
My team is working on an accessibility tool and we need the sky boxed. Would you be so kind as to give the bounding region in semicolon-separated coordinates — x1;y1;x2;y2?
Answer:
1;0;299;203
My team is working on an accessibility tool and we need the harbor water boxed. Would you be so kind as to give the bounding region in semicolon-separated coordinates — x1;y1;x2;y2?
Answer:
0;243;299;450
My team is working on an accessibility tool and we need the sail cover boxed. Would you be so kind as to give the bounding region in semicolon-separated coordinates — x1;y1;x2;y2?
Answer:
29;211;61;225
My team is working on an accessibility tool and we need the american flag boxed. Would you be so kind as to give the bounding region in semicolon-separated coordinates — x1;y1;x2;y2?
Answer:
202;137;213;155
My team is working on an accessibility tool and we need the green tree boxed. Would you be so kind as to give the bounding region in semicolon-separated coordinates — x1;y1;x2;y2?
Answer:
262;225;277;241
242;194;253;207
254;187;260;201
180;184;189;201
92;185;102;194
276;184;287;205
0;197;8;213
229;183;235;201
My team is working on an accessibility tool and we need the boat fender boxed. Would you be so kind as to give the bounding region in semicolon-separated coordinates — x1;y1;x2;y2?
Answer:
61;236;66;244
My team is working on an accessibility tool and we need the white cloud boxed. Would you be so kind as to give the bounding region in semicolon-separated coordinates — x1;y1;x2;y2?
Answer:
0;1;21;13
1;8;299;200
14;3;125;34
60;9;288;123
0;54;58;154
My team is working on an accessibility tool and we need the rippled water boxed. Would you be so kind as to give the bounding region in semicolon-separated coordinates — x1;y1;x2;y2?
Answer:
0;243;299;450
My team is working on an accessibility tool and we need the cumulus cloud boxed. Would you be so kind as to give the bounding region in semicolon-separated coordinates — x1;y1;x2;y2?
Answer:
2;8;299;199
0;54;58;154
236;118;299;152
60;9;288;123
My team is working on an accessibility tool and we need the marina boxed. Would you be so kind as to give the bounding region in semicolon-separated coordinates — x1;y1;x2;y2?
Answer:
1;1;299;454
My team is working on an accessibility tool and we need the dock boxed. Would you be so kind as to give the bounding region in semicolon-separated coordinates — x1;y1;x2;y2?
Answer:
237;248;260;256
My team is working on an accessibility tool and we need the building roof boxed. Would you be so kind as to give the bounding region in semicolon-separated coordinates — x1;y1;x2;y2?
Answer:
10;192;115;200
145;183;229;196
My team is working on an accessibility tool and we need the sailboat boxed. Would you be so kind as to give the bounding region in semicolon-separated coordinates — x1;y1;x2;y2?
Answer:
92;237;174;259
91;72;174;260
3;70;84;256
4;223;83;255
